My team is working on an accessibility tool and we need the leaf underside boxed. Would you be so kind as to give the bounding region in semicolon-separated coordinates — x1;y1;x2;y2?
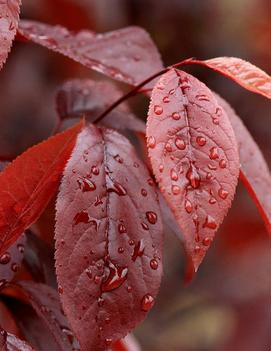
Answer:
146;68;240;271
18;20;163;86
214;93;271;234
56;79;145;133
55;124;163;351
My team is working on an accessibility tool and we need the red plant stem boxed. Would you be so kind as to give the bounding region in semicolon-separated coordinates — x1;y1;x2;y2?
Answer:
93;58;194;124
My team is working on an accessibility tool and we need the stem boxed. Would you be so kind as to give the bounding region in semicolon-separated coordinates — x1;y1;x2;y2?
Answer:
93;58;194;124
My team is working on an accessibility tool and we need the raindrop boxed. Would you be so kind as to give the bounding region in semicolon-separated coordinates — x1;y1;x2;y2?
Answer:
98;297;105;307
175;138;186;150
163;96;170;103
118;223;127;234
165;142;172;152
94;196;103;206
206;172;213;180
11;263;19;272
17;244;25;254
209;197;217;204
172;185;181;195
101;261;128;292
209;147;219;160
146;211;157;224
196;94;210;101
159;164;164;173
127;286;132;293
148;178;154;186
0;252;10;265
73;210;90;225
141;294;155;312
186;164;201;189
218;188;229;199
203;215;217;229
150;259;159;270
114;154;123;164
58;286;63;294
170;169;178;181
196;136;206;146
129;240;135;246
147;136;156;148
91;166;99;175
141;222;149;230
77;178;96;192
184;199;193;213
219;159;227;168
105;339;112;346
132;240;145;261
172;112;181;120
141;189;147;197
203;237;211;246
107;180;127;196
118;247;124;254
212;118;219;125
154;105;163;115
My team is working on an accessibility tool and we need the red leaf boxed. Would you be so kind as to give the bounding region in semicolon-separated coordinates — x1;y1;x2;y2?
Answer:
16;281;79;351
187;57;271;100
56;79;145;133
0;234;25;289
214;93;271;234
0;328;35;351
18;20;163;86
146;69;239;271
0;121;83;255
55;125;163;351
0;0;21;70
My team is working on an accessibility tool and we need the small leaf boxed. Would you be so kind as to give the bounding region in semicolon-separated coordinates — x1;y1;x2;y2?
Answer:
146;68;239;271
16;281;79;351
18;21;163;86
0;327;35;351
0;122;83;255
214;93;271;234
56;79;145;133
0;0;21;70
55;125;163;351
187;57;271;100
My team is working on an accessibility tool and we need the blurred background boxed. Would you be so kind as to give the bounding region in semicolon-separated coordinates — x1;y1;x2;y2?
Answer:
1;0;271;350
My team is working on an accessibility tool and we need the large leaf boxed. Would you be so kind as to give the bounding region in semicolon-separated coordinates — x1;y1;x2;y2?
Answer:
16;281;79;351
186;57;271;100
18;20;163;86
214;93;271;234
55;125;163;351
146;68;239;271
0;122;83;255
0;0;21;70
56;79;145;133
0;328;35;351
